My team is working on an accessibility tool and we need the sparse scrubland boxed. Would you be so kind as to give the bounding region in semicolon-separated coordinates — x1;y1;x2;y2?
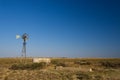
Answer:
0;58;120;80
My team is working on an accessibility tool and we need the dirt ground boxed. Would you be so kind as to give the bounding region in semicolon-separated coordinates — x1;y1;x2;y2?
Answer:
0;58;120;80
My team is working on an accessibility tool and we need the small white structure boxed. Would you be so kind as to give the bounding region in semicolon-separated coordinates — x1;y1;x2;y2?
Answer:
33;58;51;64
89;68;93;72
55;66;63;70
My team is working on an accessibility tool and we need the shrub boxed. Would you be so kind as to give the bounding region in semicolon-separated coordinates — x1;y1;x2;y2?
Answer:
74;60;91;65
93;75;103;80
10;62;47;70
51;60;66;67
100;61;120;68
56;62;66;67
76;72;91;80
51;60;58;65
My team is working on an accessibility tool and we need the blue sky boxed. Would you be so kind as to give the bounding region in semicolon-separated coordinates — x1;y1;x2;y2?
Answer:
0;0;120;58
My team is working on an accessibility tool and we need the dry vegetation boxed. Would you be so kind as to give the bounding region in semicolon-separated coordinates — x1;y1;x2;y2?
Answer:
0;58;120;80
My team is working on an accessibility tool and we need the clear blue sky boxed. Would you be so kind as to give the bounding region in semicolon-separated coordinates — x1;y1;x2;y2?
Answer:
0;0;120;58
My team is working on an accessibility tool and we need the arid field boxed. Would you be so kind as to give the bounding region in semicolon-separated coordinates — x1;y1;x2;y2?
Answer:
0;58;120;80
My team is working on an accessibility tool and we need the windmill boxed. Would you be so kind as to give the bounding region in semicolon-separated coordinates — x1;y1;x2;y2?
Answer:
16;33;29;59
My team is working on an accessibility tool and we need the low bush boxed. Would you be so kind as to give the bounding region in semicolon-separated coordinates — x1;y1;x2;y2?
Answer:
10;62;47;70
74;60;91;65
76;72;91;80
51;60;66;67
100;61;120;68
93;75;103;80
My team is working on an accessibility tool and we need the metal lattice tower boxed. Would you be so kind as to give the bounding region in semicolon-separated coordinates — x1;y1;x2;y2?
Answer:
22;33;29;58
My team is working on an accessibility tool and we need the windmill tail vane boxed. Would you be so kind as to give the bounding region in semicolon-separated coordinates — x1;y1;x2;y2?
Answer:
16;35;21;39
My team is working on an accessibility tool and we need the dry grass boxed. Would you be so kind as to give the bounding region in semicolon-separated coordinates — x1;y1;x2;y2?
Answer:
0;58;120;80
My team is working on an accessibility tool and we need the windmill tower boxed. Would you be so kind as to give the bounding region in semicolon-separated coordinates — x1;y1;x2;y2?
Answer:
16;33;29;59
22;33;29;58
